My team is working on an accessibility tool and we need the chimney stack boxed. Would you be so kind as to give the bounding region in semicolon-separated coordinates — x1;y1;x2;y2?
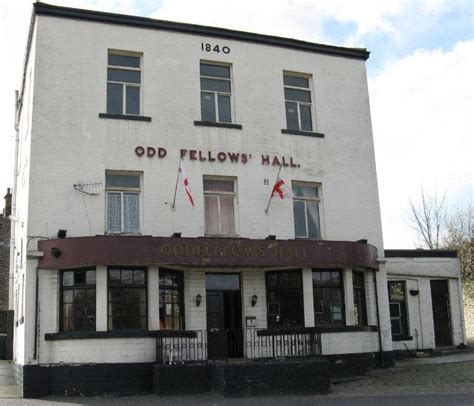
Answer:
3;188;12;217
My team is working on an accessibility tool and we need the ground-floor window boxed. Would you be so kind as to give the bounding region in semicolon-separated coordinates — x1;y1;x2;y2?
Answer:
159;269;184;330
108;267;147;330
388;280;409;338
312;269;345;325
61;269;96;331
266;270;304;328
353;271;367;326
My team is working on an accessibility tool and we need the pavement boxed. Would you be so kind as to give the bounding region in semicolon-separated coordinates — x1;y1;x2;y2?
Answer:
1;350;473;405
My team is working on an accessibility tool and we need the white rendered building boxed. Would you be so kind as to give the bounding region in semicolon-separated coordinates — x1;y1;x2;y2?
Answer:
9;2;466;397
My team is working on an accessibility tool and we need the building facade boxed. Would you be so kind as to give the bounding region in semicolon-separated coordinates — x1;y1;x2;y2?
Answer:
10;2;466;397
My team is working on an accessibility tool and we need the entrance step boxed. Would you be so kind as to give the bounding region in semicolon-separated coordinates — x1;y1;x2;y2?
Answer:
0;361;20;398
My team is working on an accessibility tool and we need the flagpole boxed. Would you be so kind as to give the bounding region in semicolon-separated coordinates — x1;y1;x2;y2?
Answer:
265;163;283;214
171;159;181;210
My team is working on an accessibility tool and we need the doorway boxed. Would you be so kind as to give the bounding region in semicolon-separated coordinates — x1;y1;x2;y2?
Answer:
206;273;243;360
430;279;452;346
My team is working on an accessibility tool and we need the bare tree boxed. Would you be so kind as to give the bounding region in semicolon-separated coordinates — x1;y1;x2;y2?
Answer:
407;188;446;249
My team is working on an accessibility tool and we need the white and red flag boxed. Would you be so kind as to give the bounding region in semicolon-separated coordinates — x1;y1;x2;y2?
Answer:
177;159;195;207
271;177;293;199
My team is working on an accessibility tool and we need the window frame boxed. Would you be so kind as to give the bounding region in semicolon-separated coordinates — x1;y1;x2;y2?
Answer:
203;176;237;237
107;50;142;116
60;268;96;332
312;269;345;326
283;72;314;132
200;61;233;124
388;280;409;338
107;267;148;331
159;268;185;331
265;270;305;329
105;171;142;235
352;271;368;326
292;181;322;239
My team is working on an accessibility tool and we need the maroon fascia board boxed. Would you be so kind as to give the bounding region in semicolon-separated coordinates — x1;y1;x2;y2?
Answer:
38;236;379;270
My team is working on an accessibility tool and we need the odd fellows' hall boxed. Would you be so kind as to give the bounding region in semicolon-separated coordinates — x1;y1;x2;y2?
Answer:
9;2;466;398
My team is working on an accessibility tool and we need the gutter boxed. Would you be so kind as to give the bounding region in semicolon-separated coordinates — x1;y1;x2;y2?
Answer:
373;269;384;367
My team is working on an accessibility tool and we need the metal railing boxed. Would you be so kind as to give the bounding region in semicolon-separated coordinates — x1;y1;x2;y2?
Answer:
156;327;322;363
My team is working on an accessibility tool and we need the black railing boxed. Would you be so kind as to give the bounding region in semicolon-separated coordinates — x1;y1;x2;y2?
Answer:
156;328;322;363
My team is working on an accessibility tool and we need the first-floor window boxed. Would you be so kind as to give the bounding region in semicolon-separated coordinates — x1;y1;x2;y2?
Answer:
203;177;236;236
353;271;367;326
61;269;96;331
266;270;304;328
313;269;344;325
108;267;147;330
388;281;409;338
106;172;141;234
292;182;321;239
159;269;184;330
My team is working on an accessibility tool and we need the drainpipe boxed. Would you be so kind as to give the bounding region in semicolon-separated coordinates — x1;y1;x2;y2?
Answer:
373;269;384;367
9;91;20;311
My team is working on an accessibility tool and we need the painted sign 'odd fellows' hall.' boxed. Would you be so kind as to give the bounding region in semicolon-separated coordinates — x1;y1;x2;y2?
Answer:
10;2;466;398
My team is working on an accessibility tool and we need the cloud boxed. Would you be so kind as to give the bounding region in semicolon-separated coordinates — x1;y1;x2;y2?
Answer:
370;40;473;248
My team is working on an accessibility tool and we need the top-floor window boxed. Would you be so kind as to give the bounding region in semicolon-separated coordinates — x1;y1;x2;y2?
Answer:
107;52;141;115
284;73;313;132
106;172;141;234
200;62;232;123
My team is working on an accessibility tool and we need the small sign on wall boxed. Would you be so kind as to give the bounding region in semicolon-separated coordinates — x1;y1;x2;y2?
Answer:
246;316;257;328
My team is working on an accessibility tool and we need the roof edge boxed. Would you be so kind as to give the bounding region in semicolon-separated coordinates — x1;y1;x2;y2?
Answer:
384;249;458;258
34;2;370;61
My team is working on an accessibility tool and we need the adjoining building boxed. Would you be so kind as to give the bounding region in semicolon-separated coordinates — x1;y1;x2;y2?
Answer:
10;2;466;398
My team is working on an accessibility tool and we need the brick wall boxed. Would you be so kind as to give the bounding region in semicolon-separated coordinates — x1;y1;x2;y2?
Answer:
0;215;10;311
463;280;474;341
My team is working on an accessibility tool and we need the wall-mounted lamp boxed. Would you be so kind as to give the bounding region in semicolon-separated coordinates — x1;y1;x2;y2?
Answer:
196;294;202;307
357;239;368;244
265;235;276;240
409;289;419;296
251;295;258;307
57;229;67;239
172;232;182;238
51;247;61;258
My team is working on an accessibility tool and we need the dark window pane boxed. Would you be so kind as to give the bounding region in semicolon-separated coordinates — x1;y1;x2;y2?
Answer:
331;272;341;286
300;104;313;131
284;75;309;88
200;64;230;78
321;272;331;286
126;86;140;115
106;174;140;188
109;288;147;330
108;54;140;68
284;88;311;103
203;179;234;192
218;95;231;123
312;272;321;287
122;270;133;284
74;271;86;285
201;92;216;122
107;68;141;83
109;270;121;284
292;184;318;198
391;319;401;335
206;274;240;290
200;78;231;93
293;200;307;238
63;271;74;287
134;270;145;285
285;101;299;130
86;271;96;285
107;83;123;114
389;303;400;317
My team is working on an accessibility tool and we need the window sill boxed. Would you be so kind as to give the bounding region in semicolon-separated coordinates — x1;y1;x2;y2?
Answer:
281;129;325;138
194;120;242;130
392;335;414;341
316;325;378;333
99;113;151;122
45;329;196;341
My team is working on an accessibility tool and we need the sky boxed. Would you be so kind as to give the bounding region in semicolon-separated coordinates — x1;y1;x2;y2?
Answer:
0;0;472;248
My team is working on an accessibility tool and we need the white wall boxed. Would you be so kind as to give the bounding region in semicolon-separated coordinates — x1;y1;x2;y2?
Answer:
386;257;465;350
